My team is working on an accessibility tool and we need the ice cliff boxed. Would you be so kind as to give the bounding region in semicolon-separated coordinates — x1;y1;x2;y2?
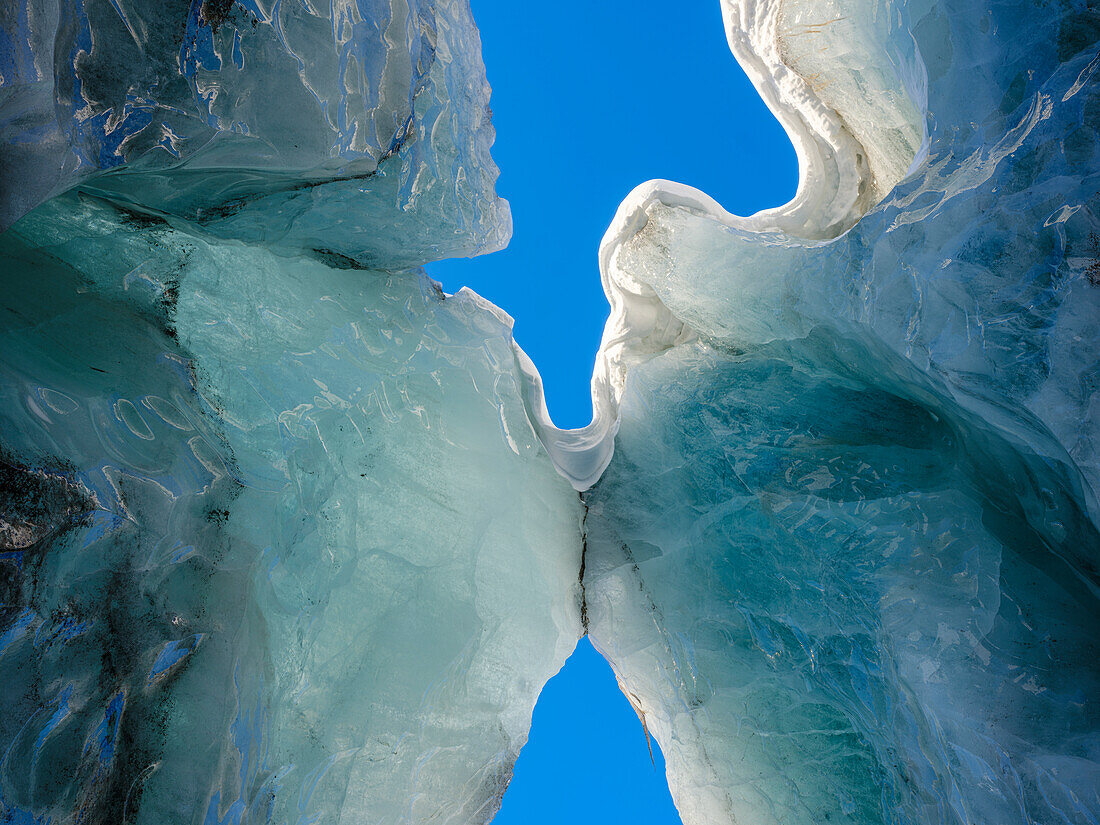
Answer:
1;0;1098;824
582;1;1100;823
1;3;578;823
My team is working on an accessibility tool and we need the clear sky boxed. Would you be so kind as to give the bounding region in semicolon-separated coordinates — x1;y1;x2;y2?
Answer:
428;0;798;429
492;638;682;825
425;1;798;822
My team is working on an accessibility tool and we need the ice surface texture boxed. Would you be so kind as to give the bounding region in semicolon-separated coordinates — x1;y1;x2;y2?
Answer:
581;0;1100;823
0;0;510;263
2;0;1099;823
1;2;578;823
585;333;1100;825
0;194;581;824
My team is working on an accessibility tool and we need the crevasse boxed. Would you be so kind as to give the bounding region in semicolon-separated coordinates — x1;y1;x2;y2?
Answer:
522;0;928;490
1;0;1098;824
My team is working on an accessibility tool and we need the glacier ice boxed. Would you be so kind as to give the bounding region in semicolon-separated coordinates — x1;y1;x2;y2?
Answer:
579;0;1100;823
1;3;576;822
0;190;581;824
584;331;1100;824
1;0;1099;823
0;0;509;263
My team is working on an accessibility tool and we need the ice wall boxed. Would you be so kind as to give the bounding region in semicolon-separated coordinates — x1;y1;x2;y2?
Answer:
0;0;509;263
2;0;1099;822
582;0;1100;823
585;333;1100;825
569;0;1099;499
0;2;581;823
0;189;581;824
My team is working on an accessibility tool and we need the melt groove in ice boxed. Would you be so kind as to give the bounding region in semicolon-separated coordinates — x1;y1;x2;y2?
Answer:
0;0;1098;824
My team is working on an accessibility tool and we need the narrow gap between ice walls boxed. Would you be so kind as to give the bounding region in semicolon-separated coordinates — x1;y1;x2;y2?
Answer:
5;0;1097;824
489;637;684;825
500;0;928;491
424;0;800;433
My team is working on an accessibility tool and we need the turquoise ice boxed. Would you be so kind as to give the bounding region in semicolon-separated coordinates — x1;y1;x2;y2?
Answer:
1;0;1098;823
0;189;581;823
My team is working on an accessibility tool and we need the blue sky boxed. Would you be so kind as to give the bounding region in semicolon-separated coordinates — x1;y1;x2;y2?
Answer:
428;0;797;429
492;638;681;825
426;1;797;822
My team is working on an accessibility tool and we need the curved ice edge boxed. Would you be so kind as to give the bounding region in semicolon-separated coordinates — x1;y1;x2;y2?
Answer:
493;0;927;491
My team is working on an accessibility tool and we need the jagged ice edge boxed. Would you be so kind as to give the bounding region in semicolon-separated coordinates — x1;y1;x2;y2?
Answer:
472;0;930;491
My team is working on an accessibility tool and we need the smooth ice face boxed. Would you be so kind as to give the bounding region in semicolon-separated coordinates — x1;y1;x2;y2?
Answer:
776;0;926;205
0;193;581;824
0;0;509;263
584;333;1100;825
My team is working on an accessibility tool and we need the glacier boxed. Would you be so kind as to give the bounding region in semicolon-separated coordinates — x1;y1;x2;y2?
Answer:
0;190;582;823
580;0;1100;823
1;0;1099;825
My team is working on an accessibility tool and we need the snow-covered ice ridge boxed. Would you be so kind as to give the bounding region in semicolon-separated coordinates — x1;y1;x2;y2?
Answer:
1;0;1099;824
